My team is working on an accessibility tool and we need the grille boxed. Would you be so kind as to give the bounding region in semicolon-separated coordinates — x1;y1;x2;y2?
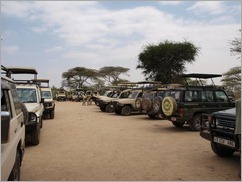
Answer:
215;116;235;130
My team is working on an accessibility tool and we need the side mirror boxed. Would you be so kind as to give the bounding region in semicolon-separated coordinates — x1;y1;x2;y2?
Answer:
1;111;11;143
41;98;45;103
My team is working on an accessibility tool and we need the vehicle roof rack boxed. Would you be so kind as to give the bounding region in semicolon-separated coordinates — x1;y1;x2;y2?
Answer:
32;79;50;88
6;66;38;75
181;73;222;87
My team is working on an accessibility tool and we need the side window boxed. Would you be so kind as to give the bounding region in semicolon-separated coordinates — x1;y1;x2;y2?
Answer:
9;83;22;115
215;91;229;102
1;90;13;118
206;91;214;102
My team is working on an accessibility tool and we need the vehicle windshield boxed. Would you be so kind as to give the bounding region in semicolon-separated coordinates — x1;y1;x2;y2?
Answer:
17;88;37;103
41;91;52;99
128;92;139;99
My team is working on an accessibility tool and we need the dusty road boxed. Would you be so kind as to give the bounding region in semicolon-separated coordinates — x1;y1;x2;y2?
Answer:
21;101;240;181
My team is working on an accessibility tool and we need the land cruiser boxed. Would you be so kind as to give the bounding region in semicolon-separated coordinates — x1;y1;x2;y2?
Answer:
113;89;144;116
99;89;131;112
1;66;25;180
161;74;235;131
6;67;45;145
56;90;67;101
200;99;240;157
34;79;55;119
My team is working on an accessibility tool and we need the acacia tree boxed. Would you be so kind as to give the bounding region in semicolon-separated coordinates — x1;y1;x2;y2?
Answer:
98;66;130;85
62;67;98;89
230;29;241;58
222;66;241;99
137;40;199;84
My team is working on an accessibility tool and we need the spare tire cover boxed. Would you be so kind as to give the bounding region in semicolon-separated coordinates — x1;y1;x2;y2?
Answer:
135;98;143;109
162;96;177;116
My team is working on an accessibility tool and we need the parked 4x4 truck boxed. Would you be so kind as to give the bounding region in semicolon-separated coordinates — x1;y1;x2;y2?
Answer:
160;74;235;131
200;99;240;157
1;66;25;180
33;79;55;119
6;67;45;145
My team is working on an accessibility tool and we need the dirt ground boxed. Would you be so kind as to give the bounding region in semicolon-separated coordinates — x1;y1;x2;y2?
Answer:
21;101;241;181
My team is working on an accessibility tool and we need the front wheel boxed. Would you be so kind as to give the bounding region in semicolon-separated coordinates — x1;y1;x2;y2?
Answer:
8;152;21;181
189;114;202;131
211;141;235;157
31;126;40;145
106;103;114;112
121;105;132;116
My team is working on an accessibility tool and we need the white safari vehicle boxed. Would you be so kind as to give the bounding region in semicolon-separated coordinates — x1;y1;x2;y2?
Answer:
1;66;25;180
6;67;44;145
33;79;55;119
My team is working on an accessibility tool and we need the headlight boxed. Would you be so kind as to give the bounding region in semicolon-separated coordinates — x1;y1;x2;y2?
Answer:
29;112;37;122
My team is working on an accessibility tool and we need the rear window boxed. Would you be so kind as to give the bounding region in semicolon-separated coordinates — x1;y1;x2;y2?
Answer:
164;90;181;101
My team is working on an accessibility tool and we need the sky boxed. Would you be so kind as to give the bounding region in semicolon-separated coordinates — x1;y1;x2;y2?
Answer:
1;1;241;87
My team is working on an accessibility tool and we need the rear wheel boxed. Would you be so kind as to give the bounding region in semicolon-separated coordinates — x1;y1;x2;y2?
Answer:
121;105;132;116
148;114;157;119
106;103;114;112
8;152;20;181
211;141;235;157
100;105;106;112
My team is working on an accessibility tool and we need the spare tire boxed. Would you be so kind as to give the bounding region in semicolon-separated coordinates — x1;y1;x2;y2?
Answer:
162;96;177;116
152;96;162;114
142;98;152;112
135;98;143;110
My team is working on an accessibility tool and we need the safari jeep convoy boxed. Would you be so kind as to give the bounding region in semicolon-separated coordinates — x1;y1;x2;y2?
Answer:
6;67;45;145
1;66;25;180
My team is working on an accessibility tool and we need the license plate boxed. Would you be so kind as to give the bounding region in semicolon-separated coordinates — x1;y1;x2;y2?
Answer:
171;117;176;121
213;137;235;148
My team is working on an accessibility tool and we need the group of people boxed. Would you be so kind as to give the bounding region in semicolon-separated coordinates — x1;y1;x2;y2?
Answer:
82;91;99;105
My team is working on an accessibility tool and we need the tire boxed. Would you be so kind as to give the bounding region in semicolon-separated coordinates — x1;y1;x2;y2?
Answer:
142;98;152;112
172;121;185;127
162;96;177;116
50;110;55;119
148;114;157;119
31;125;40;145
211;141;235;157
8;152;21;181
106;103;114;112
189;114;202;131
100;105;106;112
121;105;132;116
135;98;143;110
40;116;43;128
152;96;162;114
20;102;28;124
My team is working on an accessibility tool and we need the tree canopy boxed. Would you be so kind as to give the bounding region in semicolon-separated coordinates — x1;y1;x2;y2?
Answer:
98;66;129;85
137;40;199;84
62;67;98;89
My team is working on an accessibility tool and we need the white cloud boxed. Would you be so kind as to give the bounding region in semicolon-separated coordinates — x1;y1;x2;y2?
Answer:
158;1;183;6
187;1;226;15
2;45;19;54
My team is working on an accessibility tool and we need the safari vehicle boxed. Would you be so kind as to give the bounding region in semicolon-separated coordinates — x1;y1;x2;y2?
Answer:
1;66;25;181
56;89;67;101
161;74;235;131
6;66;45;145
200;99;240;157
33;79;55;119
99;89;131;112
